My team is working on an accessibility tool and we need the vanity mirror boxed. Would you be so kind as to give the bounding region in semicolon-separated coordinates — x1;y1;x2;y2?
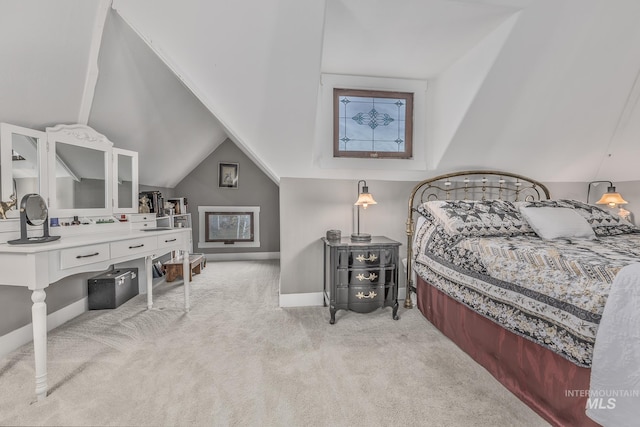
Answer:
46;124;113;217
7;193;60;244
113;148;139;213
0;123;47;218
1;123;138;221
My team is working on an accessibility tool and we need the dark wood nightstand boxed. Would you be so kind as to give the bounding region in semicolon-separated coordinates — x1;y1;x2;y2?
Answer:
322;236;401;324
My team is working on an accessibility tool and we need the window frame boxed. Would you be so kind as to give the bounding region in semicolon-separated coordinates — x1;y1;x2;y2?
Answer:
333;88;413;159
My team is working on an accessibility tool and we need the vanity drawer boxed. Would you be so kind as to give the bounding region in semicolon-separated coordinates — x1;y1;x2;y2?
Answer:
130;220;156;230
157;232;185;250
60;243;111;270
128;214;156;230
129;214;155;223
110;236;157;258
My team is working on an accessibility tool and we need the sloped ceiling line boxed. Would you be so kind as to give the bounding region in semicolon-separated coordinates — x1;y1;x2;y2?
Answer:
110;5;280;185
78;0;112;125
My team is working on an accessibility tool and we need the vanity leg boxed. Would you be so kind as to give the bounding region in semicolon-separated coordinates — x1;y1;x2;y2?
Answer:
31;289;47;401
146;255;153;309
182;251;190;312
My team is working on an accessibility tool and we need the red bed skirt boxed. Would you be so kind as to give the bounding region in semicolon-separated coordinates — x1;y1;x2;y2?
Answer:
416;276;600;427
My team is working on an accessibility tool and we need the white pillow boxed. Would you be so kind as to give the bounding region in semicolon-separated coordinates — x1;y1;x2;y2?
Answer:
519;207;597;240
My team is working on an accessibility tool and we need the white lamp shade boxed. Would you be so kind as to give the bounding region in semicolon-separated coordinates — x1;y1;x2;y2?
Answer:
354;193;377;209
596;192;628;207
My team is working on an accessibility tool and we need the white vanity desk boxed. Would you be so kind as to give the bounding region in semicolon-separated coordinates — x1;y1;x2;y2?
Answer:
0;123;191;401
0;225;192;401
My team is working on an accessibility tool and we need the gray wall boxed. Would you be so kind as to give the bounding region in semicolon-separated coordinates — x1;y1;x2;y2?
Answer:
0;273;95;336
173;138;280;255
139;184;175;197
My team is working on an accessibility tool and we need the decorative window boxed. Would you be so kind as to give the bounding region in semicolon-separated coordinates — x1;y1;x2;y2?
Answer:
198;205;260;248
204;211;254;243
334;89;413;159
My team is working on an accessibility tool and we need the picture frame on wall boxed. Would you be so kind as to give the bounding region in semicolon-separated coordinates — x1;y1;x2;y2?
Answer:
218;162;239;189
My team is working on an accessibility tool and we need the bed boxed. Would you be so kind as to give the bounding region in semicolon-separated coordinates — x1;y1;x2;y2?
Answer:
403;170;640;427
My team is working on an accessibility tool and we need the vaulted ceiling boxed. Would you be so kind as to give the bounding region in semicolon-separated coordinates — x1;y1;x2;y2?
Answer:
1;0;640;187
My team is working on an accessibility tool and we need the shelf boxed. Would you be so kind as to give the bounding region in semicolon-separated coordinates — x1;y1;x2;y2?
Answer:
156;213;191;229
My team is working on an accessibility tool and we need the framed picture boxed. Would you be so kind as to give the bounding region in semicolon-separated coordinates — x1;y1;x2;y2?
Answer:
218;162;239;189
204;211;254;243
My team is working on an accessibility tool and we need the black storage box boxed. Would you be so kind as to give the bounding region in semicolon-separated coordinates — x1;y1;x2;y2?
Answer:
88;268;138;310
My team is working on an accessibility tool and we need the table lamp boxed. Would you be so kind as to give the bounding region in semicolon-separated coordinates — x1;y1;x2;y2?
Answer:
351;180;377;242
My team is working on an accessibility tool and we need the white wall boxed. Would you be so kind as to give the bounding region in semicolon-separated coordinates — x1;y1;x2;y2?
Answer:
279;177;639;303
280;178;416;297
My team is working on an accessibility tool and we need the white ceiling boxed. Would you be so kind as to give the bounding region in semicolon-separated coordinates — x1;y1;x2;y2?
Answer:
2;0;640;187
0;0;99;128
321;0;521;79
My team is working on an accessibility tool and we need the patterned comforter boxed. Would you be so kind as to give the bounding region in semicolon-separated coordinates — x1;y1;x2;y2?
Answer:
413;217;640;367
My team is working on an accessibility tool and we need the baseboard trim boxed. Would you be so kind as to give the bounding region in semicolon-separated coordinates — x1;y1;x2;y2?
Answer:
204;252;280;261
0;297;87;360
279;292;324;307
278;287;407;308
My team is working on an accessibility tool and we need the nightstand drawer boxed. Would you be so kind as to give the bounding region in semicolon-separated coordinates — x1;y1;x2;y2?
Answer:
348;284;385;313
336;248;395;267
337;268;394;286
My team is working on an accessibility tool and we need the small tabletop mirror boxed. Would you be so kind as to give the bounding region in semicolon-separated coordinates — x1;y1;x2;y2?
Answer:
8;193;61;245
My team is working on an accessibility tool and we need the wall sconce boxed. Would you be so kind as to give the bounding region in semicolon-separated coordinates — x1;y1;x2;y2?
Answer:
352;180;377;242
587;181;628;207
587;180;630;220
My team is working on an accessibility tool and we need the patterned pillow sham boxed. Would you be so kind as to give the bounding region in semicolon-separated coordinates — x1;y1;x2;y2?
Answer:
515;199;639;236
418;200;534;237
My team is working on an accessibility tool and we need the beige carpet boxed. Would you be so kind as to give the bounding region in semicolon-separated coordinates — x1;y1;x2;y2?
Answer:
0;260;548;426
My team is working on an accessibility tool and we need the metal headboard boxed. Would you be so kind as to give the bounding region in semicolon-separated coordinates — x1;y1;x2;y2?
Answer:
403;170;551;309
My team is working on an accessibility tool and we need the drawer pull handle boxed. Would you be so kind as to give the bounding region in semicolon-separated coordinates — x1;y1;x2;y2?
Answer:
164;238;177;243
356;273;378;282
356;254;378;262
129;244;145;249
355;291;377;299
76;252;99;259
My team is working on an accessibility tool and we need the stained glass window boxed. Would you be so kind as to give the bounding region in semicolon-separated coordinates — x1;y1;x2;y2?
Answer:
334;89;413;159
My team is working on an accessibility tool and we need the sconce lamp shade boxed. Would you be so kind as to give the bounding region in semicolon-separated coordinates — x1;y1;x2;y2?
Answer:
596;186;628;208
354;191;377;209
587;181;628;208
